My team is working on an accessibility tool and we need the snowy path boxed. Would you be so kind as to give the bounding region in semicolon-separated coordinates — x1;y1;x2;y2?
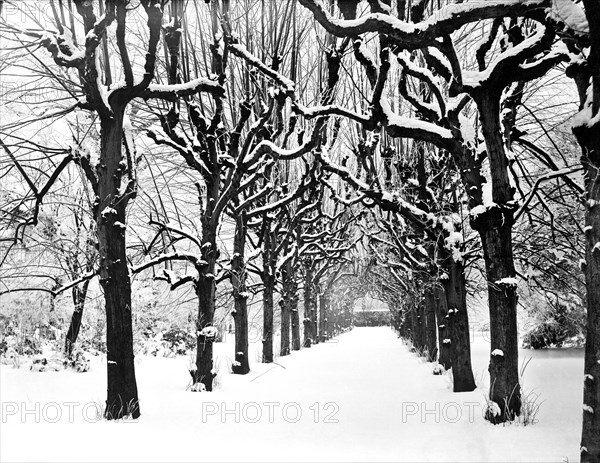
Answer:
0;327;583;462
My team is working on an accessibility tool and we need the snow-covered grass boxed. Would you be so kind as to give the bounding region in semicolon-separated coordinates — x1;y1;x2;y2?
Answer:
0;327;583;462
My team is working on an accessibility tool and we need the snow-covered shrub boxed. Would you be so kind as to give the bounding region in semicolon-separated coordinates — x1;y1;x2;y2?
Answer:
522;301;586;349
0;347;20;367
66;348;91;372
137;328;196;357
162;328;196;354
1;334;42;356
30;355;64;372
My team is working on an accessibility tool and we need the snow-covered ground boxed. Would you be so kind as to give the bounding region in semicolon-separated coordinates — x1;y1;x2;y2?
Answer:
0;327;583;462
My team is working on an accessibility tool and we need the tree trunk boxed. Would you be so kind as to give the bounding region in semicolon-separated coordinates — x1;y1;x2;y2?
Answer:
291;287;301;351
262;274;274;363
474;92;520;422
194;226;218;391
424;286;437;362
580;146;600;462
311;284;319;344
65;283;89;357
572;6;600;456
319;292;328;342
441;255;476;392
231;212;250;374
433;284;452;370
410;303;423;350
418;302;427;352
478;225;520;422
97;110;139;420
303;263;314;347
280;260;293;356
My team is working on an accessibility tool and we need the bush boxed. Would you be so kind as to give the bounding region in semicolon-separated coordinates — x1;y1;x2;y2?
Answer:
137;327;196;357
162;328;196;354
66;349;91;372
522;302;585;349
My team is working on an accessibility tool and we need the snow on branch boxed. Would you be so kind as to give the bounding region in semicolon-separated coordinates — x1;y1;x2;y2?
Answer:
228;43;295;95
462;25;566;91
397;52;446;119
377;100;455;148
141;78;225;102
298;0;551;50
242;118;324;169
315;147;439;229
0;269;98;298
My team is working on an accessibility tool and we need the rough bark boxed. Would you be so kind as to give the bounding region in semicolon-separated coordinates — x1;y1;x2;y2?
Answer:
573;3;600;458
262;274;275;363
231;212;250;374
291;285;301;351
280;259;294;356
474;92;521;422
424;286;438;362
193;225;218;391
440;251;476;392
432;284;452;369
319;292;329;342
410;302;424;351
418;302;427;352
303;262;315;347
97;108;139;419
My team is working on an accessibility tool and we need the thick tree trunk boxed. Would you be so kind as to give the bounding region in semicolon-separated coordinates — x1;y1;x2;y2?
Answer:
410;303;423;350
432;284;451;369
97;110;139;420
280;298;290;356
418;302;427;352
580;154;600;462
261;217;275;363
475;92;520;422
194;227;218;391
311;285;319;344
262;275;274;363
291;287;301;351
424;287;437;362
441;256;475;392
572;7;600;456
280;260;293;356
303;263;314;347
194;275;216;391
479;225;520;422
319;292;329;342
231;212;250;374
